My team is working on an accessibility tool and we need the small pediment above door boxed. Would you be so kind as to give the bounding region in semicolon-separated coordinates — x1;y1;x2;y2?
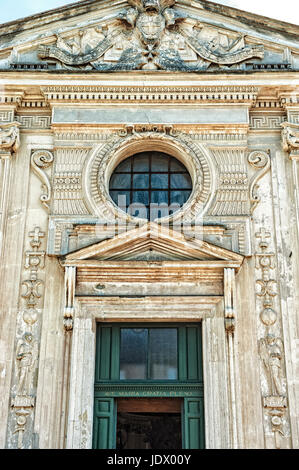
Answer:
64;222;244;264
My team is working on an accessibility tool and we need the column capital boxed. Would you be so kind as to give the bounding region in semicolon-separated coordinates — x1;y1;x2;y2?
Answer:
0;122;20;156
281;122;299;160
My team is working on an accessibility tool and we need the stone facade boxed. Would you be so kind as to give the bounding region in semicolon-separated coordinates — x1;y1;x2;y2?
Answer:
0;0;298;449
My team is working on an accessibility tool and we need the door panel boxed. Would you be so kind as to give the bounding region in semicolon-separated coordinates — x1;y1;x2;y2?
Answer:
183;398;205;449
93;398;116;449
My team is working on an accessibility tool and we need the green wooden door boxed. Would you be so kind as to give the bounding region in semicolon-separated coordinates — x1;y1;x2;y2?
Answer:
183;398;205;449
93;398;116;449
93;323;205;449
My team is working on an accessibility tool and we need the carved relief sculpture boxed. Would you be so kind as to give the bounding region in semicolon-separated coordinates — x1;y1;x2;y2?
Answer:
31;150;54;211
10;227;46;449
255;228;288;449
0;123;20;153
38;0;264;71
281;122;299;156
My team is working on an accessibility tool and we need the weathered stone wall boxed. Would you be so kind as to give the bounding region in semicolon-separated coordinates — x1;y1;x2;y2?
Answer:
0;73;298;449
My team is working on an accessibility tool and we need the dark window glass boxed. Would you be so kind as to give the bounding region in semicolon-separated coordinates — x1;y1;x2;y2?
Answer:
109;151;192;220
149;329;178;380
119;328;178;380
120;329;148;380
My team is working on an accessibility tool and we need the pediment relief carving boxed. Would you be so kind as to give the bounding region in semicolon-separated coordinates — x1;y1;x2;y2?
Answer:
64;222;244;265
37;0;265;72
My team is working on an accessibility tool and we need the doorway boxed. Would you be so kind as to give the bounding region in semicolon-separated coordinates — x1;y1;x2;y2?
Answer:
116;398;182;449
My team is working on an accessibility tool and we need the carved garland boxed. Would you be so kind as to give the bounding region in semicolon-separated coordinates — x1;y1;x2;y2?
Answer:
86;126;214;223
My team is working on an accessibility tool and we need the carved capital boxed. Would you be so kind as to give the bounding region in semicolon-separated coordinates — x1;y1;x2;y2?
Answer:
0;122;20;155
281;122;299;158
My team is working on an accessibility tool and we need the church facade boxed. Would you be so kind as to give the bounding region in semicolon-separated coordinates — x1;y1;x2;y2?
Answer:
0;0;299;449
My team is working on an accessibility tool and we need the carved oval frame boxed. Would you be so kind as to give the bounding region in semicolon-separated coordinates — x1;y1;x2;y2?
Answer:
83;131;215;223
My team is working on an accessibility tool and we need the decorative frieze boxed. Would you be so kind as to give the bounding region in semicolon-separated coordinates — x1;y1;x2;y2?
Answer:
16;115;51;130
249;114;287;131
41;85;258;105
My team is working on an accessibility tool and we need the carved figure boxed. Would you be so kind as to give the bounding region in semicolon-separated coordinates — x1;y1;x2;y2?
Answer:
0;124;19;153
38;0;264;72
16;333;38;396
259;334;285;397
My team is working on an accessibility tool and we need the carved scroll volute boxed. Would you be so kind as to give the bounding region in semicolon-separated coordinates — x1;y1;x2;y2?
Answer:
31;150;54;210
248;150;271;214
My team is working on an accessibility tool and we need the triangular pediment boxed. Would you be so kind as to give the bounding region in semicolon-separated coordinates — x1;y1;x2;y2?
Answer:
64;222;244;264
0;0;298;72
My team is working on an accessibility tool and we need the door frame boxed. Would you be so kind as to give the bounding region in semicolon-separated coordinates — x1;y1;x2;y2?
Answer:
65;291;240;449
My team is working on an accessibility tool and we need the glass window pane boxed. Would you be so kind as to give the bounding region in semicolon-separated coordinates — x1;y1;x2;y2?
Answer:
132;190;149;206
149;329;178;380
133;174;149;189
114;158;132;172
170;190;190;206
170;159;187;172
151;191;168;204
120;329;148;380
170;173;192;189
151;174;168;189
133;154;150;172
110;191;130;208
110;173;131;189
151;153;169;172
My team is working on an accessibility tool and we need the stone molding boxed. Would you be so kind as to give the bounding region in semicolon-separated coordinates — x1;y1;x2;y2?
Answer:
84;126;215;224
41;85;258;105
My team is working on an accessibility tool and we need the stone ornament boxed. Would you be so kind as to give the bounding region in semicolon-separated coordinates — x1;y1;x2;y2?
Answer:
84;126;214;224
0;123;20;154
248;150;271;213
31;150;54;211
38;0;264;72
281;122;299;154
11;227;46;449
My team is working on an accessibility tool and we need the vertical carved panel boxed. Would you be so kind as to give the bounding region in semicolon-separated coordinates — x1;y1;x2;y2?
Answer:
255;228;289;448
8;227;46;449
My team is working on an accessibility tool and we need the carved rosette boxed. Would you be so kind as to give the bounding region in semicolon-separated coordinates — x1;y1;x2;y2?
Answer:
85;125;214;224
9;227;46;449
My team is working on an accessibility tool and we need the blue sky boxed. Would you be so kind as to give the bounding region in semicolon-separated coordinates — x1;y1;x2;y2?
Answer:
0;0;298;25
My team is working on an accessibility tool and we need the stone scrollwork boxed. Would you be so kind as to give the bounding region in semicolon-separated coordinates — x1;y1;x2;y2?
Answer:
31;150;54;210
248;150;271;213
38;0;264;72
